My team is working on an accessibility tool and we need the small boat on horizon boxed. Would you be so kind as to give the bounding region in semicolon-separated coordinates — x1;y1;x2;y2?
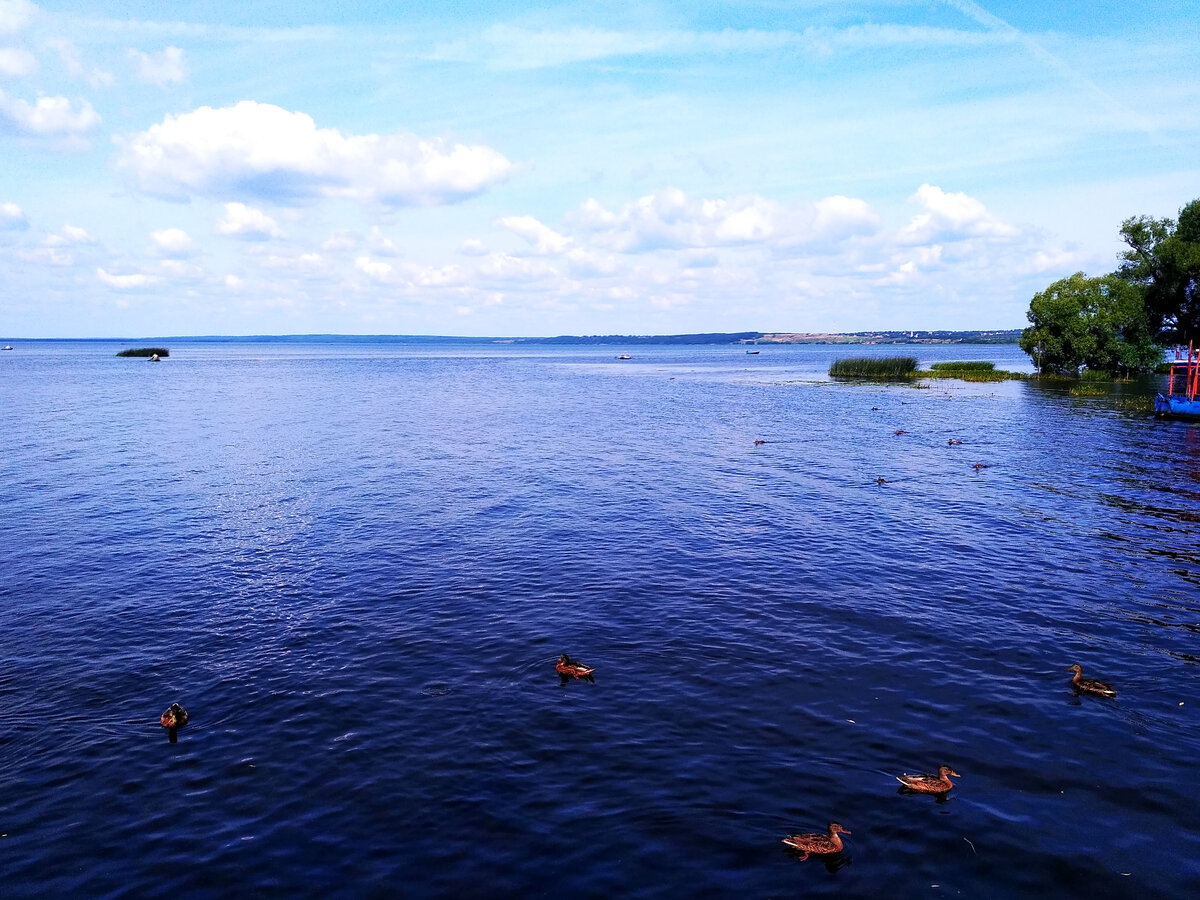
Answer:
746;349;760;354
618;354;631;360
1;345;12;351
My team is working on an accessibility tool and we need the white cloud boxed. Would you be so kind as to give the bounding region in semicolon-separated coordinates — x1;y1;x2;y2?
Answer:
321;229;358;252
0;89;100;136
129;45;186;85
432;23;1001;71
116;101;513;206
51;223;94;244
50;39;113;87
355;255;394;282
216;202;283;239
97;267;160;290
151;227;193;256
367;225;400;256
0;46;36;77
897;184;1018;244
401;262;467;288
498;215;571;254
0;0;37;37
459;238;487;256
224;273;245;290
576;188;785;251
159;258;203;278
0;200;27;230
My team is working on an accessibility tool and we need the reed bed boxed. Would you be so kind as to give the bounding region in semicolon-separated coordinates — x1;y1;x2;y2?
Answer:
116;347;169;358
929;361;995;373
829;356;919;379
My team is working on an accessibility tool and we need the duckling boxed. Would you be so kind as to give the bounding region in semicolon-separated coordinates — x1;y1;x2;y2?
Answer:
754;439;766;446
556;654;595;680
876;477;887;485
948;439;963;445
1068;664;1116;697
894;429;907;436
160;703;189;729
897;765;960;793
781;823;851;860
972;462;988;470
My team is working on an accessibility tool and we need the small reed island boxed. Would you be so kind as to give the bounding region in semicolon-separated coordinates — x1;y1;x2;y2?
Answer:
117;347;169;359
829;356;1025;382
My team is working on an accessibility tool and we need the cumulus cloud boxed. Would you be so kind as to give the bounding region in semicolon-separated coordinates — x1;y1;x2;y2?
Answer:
897;184;1018;244
367;226;401;256
0;46;36;77
45;223;94;245
0;200;27;230
0;89;100;136
574;188;787;252
151;227;193;256
216;202;283;240
116;100;513;206
0;0;37;37
97;267;160;290
498;215;571;254
129;46;186;85
459;238;487;256
355;256;394;282
50;39;113;87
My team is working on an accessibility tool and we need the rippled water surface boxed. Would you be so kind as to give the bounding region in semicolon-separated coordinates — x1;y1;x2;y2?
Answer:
2;340;1199;898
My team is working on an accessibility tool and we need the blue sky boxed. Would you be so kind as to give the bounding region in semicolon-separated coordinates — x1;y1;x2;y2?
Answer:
1;0;1196;337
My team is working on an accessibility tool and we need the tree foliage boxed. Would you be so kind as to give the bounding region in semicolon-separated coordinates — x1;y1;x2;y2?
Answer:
1019;273;1160;375
1116;199;1200;345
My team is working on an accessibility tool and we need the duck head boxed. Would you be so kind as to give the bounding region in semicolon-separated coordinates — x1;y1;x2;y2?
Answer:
938;766;961;778
828;823;850;836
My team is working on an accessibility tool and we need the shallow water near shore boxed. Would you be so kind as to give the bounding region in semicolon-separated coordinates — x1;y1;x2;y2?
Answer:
1;340;1199;898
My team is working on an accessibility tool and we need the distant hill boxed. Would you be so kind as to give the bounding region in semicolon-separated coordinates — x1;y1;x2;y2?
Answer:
749;330;1023;345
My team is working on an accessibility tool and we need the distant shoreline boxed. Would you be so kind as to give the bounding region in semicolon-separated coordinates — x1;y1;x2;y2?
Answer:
0;329;1023;345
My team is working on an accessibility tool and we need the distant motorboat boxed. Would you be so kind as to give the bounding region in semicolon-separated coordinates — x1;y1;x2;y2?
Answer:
746;349;760;354
1;345;12;351
618;354;631;360
149;354;160;362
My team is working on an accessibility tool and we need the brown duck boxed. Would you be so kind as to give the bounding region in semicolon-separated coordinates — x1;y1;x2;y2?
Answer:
1068;664;1116;697
160;703;189;729
782;823;850;860
556;654;595;679
897;765;960;793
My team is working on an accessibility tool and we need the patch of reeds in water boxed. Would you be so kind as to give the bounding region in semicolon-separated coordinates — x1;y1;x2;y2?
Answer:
927;361;1027;382
829;356;918;379
116;347;169;358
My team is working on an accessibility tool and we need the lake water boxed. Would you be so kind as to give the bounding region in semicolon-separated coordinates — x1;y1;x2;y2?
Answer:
1;340;1198;898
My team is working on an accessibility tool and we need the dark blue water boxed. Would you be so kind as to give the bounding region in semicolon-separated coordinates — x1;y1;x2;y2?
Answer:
1;340;1198;898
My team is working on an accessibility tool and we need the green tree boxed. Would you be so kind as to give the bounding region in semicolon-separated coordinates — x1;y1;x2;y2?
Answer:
1116;198;1200;345
1020;272;1159;375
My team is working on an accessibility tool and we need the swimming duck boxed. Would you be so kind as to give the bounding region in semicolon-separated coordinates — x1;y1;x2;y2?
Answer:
972;462;988;470
876;477;887;485
897;765;960;793
948;439;963;445
160;703;189;729
1068;664;1116;697
556;654;595;679
894;429;907;436
781;823;851;860
754;439;766;446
